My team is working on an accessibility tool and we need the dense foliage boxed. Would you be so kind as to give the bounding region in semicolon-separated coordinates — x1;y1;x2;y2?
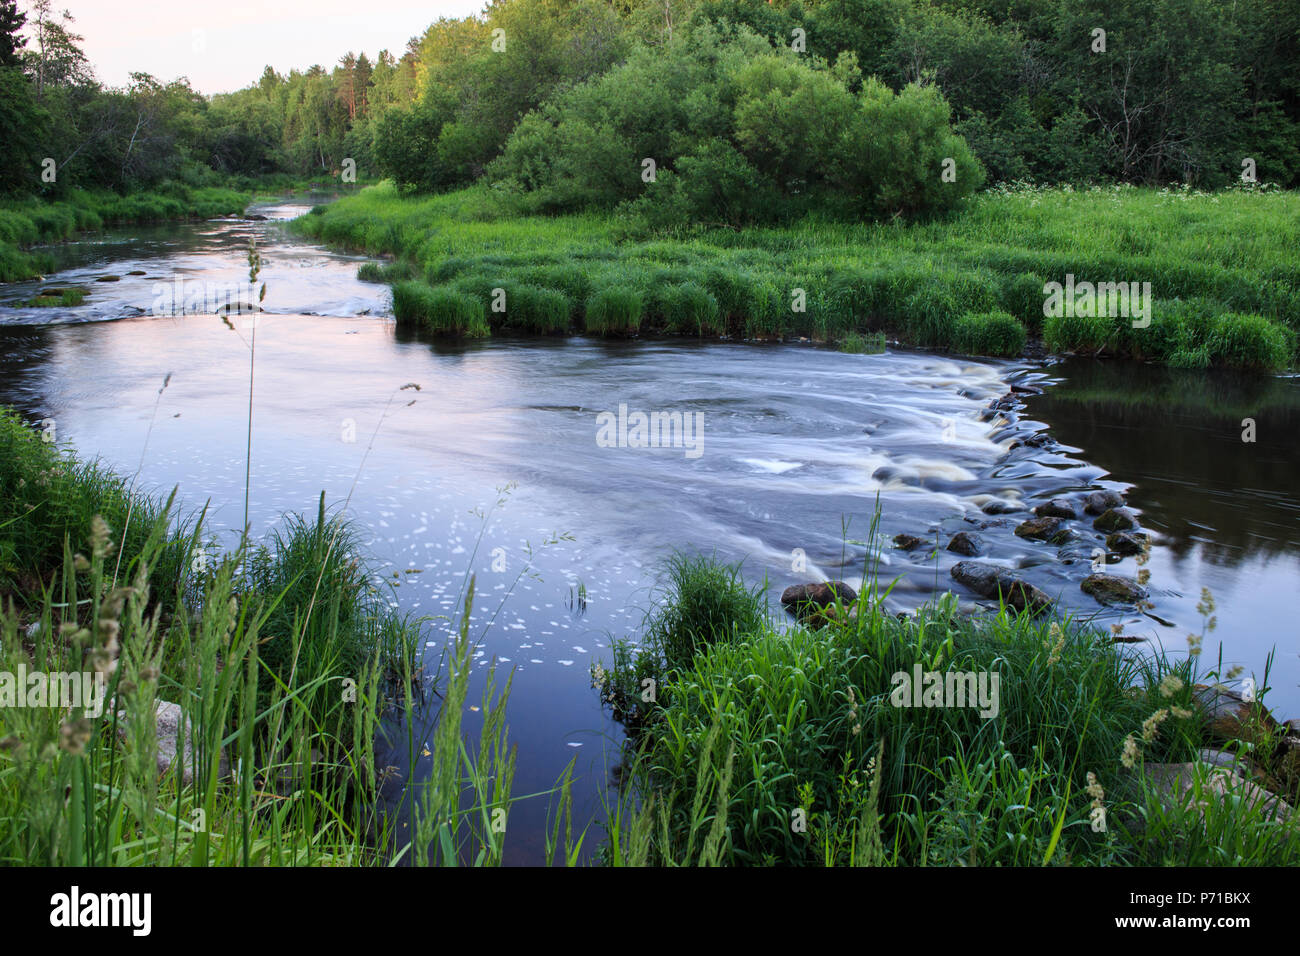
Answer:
4;0;1296;219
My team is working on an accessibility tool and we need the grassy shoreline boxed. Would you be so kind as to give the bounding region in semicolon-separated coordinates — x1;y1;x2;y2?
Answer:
2;404;1296;865
0;406;516;866
0;184;254;283
293;181;1299;373
593;546;1300;866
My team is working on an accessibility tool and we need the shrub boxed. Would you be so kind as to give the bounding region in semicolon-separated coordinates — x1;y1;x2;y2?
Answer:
953;310;1027;356
904;286;959;346
659;282;722;335
840;331;887;354
391;281;489;337
1209;312;1294;371
585;286;643;336
502;284;572;334
1043;311;1115;354
641;553;769;674
996;272;1049;332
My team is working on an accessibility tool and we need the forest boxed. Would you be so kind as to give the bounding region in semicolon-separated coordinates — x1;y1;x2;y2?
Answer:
1;0;1296;211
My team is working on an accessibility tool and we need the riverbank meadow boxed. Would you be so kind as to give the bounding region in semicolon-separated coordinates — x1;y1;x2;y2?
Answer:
292;181;1299;373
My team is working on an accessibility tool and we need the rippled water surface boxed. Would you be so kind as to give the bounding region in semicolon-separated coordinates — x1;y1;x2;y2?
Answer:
2;199;1295;863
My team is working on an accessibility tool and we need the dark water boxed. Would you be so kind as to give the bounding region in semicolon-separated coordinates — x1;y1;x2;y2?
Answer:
1;199;1296;864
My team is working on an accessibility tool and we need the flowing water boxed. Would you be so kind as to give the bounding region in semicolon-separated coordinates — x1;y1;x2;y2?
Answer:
2;197;1296;864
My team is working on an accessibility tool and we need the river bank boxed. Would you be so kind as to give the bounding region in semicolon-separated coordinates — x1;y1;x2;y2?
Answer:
0;184;254;283
292;181;1299;373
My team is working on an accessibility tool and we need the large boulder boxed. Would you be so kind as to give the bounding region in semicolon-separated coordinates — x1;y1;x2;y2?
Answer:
1192;683;1281;748
119;699;231;786
950;561;1053;615
1144;762;1291;824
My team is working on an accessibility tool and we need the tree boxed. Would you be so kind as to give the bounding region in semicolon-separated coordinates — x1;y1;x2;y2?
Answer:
0;0;26;67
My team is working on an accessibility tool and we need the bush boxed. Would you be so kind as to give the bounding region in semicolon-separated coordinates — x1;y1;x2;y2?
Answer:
953;310;1027;356
585;286;643;336
904;286;959;346
391;281;489;337
1209;312;1294;371
659;282;722;335
996;272;1048;332
641;553;769;674
1043;311;1115;354
502;283;572;333
840;331;886;354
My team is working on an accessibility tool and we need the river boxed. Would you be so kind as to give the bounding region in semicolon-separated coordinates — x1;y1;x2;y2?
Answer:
2;196;1296;864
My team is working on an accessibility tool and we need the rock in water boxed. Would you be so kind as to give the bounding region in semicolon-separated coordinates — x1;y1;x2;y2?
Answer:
1081;572;1148;605
1034;497;1078;520
946;531;983;556
1015;516;1068;543
781;581;858;624
1084;490;1125;515
1106;531;1146;555
1093;508;1138;532
893;533;927;551
949;561;1053;614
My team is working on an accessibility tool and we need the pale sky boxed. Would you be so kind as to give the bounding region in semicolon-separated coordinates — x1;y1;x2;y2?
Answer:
24;0;484;95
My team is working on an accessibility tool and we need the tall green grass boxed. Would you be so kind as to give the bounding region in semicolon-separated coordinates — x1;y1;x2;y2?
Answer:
295;181;1299;371
0;185;252;281
595;545;1300;866
0;408;526;866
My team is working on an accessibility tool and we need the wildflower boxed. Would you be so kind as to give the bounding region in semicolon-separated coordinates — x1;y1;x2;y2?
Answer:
90;516;113;559
1141;708;1170;744
1120;735;1140;769
1086;771;1105;804
1046;622;1065;667
1158;674;1184;698
59;718;93;756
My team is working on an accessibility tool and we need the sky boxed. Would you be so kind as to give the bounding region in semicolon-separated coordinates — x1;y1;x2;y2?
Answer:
24;0;483;95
